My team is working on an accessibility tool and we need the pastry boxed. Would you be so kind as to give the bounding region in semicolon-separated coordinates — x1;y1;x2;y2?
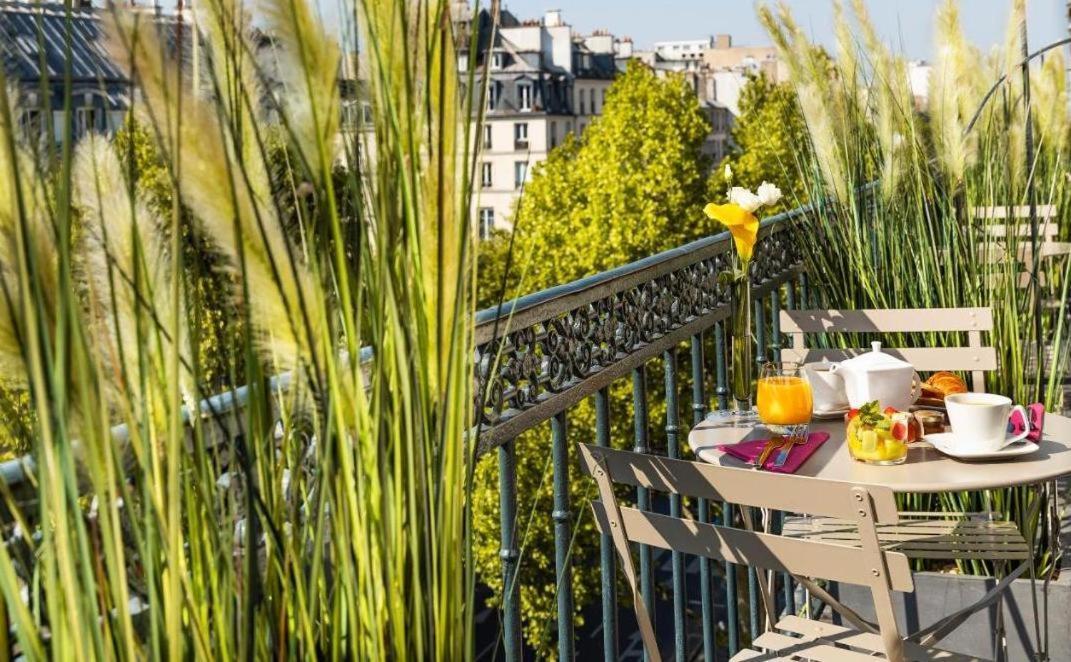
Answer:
922;371;968;399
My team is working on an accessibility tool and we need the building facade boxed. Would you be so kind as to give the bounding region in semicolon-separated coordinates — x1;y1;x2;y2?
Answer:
464;9;619;235
1;1;132;142
624;33;788;167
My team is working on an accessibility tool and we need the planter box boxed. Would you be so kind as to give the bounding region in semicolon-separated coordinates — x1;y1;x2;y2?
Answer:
835;568;1070;659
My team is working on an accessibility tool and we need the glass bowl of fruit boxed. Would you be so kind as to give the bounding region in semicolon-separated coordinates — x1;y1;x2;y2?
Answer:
845;401;921;465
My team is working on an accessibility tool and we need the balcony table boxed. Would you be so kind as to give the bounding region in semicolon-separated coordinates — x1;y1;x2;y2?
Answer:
689;412;1071;493
688;411;1071;656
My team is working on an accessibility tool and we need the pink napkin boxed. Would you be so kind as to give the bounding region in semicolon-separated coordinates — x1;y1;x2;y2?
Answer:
1008;403;1045;443
717;432;830;473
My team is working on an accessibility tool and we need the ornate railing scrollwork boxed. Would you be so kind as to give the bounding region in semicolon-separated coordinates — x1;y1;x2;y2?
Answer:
473;209;809;456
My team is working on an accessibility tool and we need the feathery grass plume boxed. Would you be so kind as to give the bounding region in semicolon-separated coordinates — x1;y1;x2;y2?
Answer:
106;10;322;369
833;0;864;111
998;0;1027;186
258;0;341;183
850;0;914;197
929;0;985;182
197;0;271;204
1033;50;1069;157
759;2;851;201
73;134;187;407
0;95;59;386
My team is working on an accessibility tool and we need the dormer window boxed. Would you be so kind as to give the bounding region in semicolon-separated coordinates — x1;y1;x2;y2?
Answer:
517;83;532;111
492;52;504;69
488;82;501;110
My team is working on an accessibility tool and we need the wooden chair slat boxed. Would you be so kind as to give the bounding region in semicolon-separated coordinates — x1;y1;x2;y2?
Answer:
782;347;997;373
588;501;915;592
779;308;993;333
751;631;883;661
774;617;979;661
577;444;900;522
980;221;1059;238
971;205;1057;220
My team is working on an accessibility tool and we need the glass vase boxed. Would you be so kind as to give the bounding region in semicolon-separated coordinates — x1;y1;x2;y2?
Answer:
729;275;753;413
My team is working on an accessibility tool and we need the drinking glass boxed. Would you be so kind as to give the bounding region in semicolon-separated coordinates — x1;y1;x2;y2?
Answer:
757;362;813;440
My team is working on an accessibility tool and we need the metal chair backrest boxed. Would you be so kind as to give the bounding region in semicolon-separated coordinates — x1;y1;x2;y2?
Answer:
578;443;913;662
780;307;995;392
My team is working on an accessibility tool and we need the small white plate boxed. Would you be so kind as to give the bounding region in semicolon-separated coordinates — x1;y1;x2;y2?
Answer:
925;432;1038;461
812;406;851;420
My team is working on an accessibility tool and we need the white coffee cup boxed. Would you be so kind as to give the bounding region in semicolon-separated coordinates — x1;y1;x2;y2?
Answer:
945;393;1031;453
803;363;848;412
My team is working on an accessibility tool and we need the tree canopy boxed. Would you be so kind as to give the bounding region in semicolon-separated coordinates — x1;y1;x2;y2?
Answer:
478;60;717;308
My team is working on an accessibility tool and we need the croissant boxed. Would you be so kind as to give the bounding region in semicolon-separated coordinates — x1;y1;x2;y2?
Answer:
924;371;968;398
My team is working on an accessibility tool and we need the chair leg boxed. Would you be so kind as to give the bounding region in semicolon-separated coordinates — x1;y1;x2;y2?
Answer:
588;453;663;662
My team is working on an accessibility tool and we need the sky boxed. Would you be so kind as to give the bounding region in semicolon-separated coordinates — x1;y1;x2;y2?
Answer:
495;0;1069;62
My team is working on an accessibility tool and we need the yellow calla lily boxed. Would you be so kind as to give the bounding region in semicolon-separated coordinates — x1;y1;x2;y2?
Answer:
704;202;759;263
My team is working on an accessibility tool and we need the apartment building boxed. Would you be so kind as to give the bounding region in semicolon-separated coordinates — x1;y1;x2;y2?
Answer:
625;33;788;166
464;9;620;236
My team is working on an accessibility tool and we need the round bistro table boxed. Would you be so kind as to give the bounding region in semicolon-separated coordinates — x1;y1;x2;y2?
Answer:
688;412;1071;492
688;411;1071;659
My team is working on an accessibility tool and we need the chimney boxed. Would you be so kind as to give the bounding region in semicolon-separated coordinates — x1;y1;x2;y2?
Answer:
715;33;732;49
544;9;563;27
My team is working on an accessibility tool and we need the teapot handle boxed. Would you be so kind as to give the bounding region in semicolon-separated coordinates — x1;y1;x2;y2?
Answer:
909;371;922;404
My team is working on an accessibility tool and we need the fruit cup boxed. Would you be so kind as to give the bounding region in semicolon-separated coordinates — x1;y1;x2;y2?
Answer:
845;402;917;465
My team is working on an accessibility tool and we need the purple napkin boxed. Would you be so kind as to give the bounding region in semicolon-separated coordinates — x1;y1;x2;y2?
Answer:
1008;403;1045;443
717;432;830;473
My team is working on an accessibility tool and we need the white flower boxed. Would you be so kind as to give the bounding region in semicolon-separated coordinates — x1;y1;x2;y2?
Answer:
756;181;782;207
723;163;733;182
727;186;762;213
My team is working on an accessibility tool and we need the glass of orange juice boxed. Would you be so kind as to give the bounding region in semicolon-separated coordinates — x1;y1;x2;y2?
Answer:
757;362;813;438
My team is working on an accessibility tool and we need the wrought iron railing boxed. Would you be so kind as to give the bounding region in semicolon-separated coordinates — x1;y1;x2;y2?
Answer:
473;206;813;660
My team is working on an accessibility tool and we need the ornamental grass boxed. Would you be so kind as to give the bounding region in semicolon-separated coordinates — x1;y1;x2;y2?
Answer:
762;0;1071;573
0;0;479;657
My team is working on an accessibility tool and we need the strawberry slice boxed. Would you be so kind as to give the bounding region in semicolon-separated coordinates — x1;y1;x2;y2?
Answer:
884;406;899;415
845;408;860;422
891;421;909;441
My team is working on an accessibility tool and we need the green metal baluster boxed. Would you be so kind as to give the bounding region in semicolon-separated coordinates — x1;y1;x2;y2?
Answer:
552;411;575;660
715;320;737;653
595;388;618;661
749;297;765;642
714;321;728;410
787;276;797;310
770;288;782;363
770;288;793;615
663;349;686;661
754;294;766;373
724;500;738;656
632;365;654;660
779;510;794;615
690;333;716;661
748;544;760;643
498;440;522;661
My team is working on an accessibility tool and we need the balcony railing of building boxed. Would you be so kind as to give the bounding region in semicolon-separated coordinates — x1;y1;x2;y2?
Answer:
474;205;811;660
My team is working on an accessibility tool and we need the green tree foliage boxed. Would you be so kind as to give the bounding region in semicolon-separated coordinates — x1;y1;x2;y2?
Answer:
716;72;810;213
473;61;720;656
478;61;717;309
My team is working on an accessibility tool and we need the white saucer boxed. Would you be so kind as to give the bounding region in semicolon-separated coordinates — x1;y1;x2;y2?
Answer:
925;432;1038;461
812;406;851;420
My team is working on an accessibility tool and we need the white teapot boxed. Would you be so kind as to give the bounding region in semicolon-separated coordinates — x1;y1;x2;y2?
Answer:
828;341;921;410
